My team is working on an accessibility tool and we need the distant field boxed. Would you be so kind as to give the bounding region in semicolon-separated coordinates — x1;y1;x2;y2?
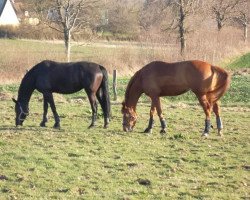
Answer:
1;38;249;83
0;39;249;199
0;39;178;82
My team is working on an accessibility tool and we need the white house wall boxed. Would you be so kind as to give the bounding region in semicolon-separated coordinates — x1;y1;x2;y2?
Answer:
0;0;19;25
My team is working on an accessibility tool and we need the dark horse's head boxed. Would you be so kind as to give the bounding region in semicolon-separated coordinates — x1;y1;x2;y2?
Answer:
12;98;29;126
121;102;137;132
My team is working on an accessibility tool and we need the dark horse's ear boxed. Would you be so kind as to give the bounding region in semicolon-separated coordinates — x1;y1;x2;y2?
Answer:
12;98;18;104
121;101;125;113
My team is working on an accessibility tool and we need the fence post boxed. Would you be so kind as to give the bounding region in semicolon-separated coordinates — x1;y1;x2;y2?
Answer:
113;69;117;101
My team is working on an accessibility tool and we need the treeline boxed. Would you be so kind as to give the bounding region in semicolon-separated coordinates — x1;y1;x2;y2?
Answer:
1;0;249;61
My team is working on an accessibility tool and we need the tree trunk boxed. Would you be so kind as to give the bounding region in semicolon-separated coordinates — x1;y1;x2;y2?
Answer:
64;29;71;62
179;0;186;57
215;11;223;32
243;23;247;42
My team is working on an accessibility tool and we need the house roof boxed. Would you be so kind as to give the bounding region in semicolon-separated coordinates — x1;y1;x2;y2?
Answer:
0;0;8;17
0;0;23;17
0;0;19;25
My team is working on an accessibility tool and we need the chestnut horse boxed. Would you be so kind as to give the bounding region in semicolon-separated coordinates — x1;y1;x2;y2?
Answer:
122;60;230;136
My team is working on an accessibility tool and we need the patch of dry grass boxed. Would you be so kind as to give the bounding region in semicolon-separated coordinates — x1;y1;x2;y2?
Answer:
0;27;249;83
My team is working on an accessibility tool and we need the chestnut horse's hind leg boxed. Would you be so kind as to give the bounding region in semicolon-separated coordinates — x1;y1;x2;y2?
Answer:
197;94;212;137
40;94;48;127
213;102;223;136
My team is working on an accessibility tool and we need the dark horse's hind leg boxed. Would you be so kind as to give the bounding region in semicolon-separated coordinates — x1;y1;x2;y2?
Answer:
40;94;48;127
86;90;98;128
44;92;60;129
96;88;109;128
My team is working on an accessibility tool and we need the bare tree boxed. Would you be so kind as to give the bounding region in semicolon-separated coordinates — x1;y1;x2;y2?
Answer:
165;0;200;56
233;0;249;42
103;0;140;37
211;0;242;32
139;0;166;32
33;0;100;62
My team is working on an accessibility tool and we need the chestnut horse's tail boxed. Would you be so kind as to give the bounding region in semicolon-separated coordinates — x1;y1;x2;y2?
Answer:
207;66;230;103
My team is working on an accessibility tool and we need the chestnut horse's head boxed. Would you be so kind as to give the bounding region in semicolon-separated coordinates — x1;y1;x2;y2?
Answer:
121;102;137;132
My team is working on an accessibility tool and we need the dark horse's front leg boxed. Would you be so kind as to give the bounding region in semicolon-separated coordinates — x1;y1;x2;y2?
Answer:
40;94;48;127
44;93;60;129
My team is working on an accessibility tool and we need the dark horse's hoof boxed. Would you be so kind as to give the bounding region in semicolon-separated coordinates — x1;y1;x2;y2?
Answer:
53;123;60;129
40;122;46;127
160;129;166;134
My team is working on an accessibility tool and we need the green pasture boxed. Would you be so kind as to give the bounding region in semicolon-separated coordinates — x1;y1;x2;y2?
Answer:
0;39;249;199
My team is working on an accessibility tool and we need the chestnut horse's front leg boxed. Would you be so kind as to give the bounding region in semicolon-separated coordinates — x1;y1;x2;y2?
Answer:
144;104;156;134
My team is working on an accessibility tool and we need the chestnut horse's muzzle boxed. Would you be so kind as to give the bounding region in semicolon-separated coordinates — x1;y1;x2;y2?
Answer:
123;126;133;132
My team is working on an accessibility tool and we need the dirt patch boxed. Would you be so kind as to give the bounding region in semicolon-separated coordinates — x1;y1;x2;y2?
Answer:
0;92;12;101
232;68;250;76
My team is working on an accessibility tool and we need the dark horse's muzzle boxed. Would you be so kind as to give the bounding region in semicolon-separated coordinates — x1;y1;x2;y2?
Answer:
15;119;23;126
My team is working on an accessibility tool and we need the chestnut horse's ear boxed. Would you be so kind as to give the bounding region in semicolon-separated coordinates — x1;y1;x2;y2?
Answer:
12;98;17;104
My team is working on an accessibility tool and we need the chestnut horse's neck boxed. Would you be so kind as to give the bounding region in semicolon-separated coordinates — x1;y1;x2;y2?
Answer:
124;71;143;111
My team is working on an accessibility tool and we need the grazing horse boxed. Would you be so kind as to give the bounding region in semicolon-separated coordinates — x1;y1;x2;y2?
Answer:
12;60;111;129
122;60;230;136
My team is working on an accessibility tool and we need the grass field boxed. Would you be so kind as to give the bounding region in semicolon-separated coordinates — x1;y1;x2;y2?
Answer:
0;39;249;199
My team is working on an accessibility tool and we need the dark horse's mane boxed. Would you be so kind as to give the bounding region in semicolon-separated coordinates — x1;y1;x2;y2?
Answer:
17;66;37;103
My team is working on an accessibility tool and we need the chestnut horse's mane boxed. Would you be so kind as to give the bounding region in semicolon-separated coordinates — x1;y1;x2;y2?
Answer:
124;70;141;103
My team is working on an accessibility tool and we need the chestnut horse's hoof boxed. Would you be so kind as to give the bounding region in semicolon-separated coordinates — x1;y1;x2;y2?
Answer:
218;129;223;137
201;133;209;138
104;124;109;129
144;128;152;134
88;124;95;129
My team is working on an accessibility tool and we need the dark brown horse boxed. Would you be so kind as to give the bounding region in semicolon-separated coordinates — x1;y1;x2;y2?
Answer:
12;60;111;129
122;60;230;136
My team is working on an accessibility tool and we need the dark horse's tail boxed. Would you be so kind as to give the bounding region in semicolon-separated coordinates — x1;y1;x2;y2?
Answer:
207;66;230;103
97;65;111;127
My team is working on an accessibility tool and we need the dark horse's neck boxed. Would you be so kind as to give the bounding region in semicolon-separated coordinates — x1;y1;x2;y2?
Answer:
17;72;35;110
124;71;143;111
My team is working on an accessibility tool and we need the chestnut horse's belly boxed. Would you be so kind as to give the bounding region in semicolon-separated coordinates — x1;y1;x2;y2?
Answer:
143;75;190;96
159;86;190;96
